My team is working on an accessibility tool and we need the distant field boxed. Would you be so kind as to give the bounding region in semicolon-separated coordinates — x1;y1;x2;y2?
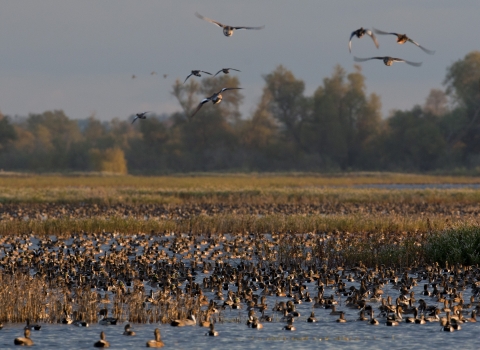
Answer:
0;172;479;236
1;172;480;204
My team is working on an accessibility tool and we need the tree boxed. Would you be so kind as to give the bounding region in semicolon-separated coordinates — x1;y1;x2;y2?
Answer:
263;65;309;153
0;113;17;153
443;51;480;155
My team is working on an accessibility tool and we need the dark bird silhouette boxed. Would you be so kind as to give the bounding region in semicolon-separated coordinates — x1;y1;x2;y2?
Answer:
354;56;422;67
373;28;435;54
195;12;264;37
214;68;241;77
349;27;379;53
191;87;242;118
184;70;212;84
132;112;150;124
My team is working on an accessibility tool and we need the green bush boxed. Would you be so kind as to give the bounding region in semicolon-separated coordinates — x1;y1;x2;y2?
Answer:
425;225;480;266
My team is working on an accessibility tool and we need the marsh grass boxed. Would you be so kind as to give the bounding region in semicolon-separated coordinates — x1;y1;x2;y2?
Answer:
0;214;458;237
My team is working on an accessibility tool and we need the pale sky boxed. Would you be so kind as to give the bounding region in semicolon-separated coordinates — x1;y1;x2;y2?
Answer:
0;1;478;121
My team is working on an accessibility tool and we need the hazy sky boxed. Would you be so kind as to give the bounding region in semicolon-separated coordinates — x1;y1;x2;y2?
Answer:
0;1;478;121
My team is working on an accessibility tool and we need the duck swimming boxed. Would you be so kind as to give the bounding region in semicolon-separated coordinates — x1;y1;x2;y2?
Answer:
14;329;34;346
171;314;196;327
184;70;212;84
349;27;379;53
146;328;164;348
123;324;136;336
195;12;264;37
190;88;242;118
94;331;110;348
354;56;422;67
206;323;219;336
373;28;435;54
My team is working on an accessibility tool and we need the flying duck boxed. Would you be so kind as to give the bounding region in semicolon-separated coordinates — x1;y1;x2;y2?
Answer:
195;12;264;37
373;28;435;54
184;70;212;84
214;68;241;77
132;112;149;124
349;27;379;53
190;87;242;118
354;56;422;67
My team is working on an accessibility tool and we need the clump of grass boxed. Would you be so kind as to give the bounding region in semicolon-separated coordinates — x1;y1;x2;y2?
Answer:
425;224;480;266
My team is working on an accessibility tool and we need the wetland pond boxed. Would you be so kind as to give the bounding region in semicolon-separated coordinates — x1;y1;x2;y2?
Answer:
0;226;479;349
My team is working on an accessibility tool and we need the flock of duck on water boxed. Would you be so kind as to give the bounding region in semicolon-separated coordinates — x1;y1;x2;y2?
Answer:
1;224;479;348
131;12;435;124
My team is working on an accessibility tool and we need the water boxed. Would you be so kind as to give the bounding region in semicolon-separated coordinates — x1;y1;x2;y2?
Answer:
354;183;480;190
1;274;479;350
2;232;480;349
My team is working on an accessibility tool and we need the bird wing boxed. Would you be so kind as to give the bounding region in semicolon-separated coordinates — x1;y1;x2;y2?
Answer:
373;28;397;36
403;59;423;67
131;117;138;124
201;71;213;75
184;73;193;84
195;12;225;28
219;87;243;93
229;68;241;72
191;98;211;118
366;30;379;48
407;38;435;55
353;56;381;62
232;25;265;30
214;69;223;77
348;31;356;53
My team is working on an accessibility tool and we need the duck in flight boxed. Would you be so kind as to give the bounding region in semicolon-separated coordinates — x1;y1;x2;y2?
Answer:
191;87;242;118
349;27;379;53
373;28;435;54
195;12;264;37
184;70;212;84
354;56;422;67
132;112;149;124
214;68;241;77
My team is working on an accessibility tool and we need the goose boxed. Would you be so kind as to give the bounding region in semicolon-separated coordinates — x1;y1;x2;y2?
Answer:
123;324;136;336
195;12;264;37
132;112;149;124
14;329;34;346
94;331;110;348
307;312;317;323
349;27;379;53
214;68;241;77
354;56;422;67
184;70;212;84
373;28;435;54
146;328;164;348
190;88;242;118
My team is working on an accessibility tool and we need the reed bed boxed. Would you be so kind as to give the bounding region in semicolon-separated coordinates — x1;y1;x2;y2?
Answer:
0;213;463;237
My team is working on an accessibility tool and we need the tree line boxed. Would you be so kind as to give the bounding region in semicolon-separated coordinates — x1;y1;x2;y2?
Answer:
0;51;479;174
